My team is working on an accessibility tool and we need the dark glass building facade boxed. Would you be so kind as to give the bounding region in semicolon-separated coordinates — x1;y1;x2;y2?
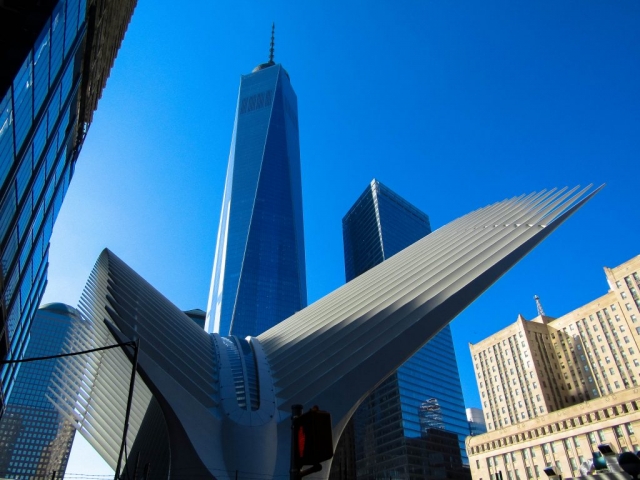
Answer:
0;0;136;409
332;179;469;480
206;58;307;338
0;303;79;479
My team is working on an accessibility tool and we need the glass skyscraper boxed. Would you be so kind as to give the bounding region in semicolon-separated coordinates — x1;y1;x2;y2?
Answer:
0;303;80;479
332;179;469;480
206;45;307;338
0;0;136;410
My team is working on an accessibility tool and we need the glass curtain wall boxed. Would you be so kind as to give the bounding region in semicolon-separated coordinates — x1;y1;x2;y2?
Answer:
0;304;79;479
0;0;87;406
335;180;469;480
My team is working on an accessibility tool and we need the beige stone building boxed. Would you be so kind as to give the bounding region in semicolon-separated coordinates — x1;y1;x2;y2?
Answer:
467;255;640;479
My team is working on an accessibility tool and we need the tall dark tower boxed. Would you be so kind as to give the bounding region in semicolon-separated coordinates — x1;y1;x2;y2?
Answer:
332;180;469;480
206;27;307;337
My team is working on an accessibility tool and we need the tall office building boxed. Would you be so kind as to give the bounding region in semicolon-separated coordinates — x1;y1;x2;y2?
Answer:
0;0;136;409
469;255;640;434
332;179;469;480
467;254;640;480
0;303;80;479
205;31;307;338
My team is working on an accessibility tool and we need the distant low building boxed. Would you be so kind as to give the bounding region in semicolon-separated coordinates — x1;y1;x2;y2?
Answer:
184;309;206;329
467;255;640;479
467;408;487;436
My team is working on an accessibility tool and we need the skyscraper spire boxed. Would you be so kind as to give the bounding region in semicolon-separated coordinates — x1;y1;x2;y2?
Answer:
534;294;545;317
269;23;275;63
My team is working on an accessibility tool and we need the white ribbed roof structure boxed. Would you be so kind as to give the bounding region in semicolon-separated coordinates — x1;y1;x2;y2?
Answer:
52;186;601;480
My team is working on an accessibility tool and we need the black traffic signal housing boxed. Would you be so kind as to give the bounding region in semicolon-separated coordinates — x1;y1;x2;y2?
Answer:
293;406;334;468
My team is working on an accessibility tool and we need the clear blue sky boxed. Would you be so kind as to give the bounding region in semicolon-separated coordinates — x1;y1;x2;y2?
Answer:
41;0;640;475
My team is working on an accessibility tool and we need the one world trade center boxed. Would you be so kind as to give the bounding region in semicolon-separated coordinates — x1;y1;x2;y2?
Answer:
205;28;307;338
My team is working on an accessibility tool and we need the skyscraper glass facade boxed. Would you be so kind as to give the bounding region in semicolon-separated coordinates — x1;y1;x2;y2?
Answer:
0;0;88;407
206;61;307;338
0;303;79;479
0;0;136;410
337;179;469;479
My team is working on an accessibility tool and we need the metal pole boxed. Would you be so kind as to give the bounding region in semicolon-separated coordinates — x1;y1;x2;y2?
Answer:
115;338;139;480
290;404;303;480
51;471;56;480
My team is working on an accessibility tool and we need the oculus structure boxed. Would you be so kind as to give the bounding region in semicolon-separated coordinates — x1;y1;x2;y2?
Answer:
50;185;602;479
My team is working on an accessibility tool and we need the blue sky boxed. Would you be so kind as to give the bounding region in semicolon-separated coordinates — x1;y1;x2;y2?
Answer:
40;0;640;475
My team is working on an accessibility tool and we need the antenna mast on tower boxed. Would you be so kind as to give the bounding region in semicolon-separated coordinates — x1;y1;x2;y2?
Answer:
534;295;545;317
269;23;275;63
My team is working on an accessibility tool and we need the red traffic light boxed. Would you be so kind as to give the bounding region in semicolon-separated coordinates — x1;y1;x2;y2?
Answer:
293;407;333;467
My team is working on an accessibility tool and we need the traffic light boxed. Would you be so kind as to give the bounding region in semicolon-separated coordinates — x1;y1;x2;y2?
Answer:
293;406;333;468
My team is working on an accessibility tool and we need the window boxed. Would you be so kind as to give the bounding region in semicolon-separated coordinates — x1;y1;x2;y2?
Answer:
627;423;635;435
598;430;606;442
570;458;578;471
626;303;633;311
622;292;628;299
615;426;624;438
